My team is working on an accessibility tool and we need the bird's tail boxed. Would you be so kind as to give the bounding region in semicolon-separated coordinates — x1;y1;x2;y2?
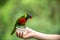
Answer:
11;26;16;35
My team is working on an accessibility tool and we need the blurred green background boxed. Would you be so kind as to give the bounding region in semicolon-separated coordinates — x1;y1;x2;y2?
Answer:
0;0;60;40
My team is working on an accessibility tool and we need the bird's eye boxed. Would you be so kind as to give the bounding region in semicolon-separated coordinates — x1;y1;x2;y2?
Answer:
29;16;32;19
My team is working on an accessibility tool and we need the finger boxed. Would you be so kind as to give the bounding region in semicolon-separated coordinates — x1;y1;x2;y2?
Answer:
19;32;21;38
23;33;32;38
22;32;23;38
23;31;29;36
20;32;23;38
18;32;22;38
17;32;19;37
16;31;18;37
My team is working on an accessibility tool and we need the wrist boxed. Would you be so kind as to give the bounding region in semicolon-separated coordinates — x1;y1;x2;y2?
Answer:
32;31;39;38
32;31;46;39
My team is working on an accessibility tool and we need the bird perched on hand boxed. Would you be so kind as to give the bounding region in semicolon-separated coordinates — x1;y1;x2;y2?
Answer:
11;13;32;35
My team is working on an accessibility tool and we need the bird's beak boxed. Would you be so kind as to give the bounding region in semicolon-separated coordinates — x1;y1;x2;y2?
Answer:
30;17;32;20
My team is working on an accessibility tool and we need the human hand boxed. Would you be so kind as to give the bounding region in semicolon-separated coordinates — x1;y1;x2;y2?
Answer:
16;27;36;39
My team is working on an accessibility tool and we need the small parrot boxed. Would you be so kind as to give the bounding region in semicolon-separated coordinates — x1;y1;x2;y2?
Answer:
11;13;32;35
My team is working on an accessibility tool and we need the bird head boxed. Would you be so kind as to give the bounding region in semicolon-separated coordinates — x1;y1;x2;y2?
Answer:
24;13;32;19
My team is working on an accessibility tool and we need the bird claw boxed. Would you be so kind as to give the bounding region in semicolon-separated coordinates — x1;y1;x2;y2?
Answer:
21;26;27;28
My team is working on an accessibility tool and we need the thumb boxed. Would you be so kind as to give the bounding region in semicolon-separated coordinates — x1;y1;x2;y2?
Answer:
23;33;32;38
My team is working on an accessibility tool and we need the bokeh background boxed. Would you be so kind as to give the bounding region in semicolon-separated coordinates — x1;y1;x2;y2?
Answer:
0;0;60;40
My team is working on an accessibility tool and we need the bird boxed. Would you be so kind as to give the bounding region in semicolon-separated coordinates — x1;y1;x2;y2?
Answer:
11;13;32;35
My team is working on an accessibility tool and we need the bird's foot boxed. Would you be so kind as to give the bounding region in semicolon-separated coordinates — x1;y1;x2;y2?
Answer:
24;26;27;28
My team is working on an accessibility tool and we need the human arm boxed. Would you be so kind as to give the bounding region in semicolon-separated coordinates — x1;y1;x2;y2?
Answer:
16;27;60;40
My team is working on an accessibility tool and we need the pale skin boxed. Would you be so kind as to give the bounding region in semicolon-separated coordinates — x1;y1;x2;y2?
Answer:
16;27;60;40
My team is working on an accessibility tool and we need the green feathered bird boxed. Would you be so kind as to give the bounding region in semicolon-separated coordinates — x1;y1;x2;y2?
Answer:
11;13;32;35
